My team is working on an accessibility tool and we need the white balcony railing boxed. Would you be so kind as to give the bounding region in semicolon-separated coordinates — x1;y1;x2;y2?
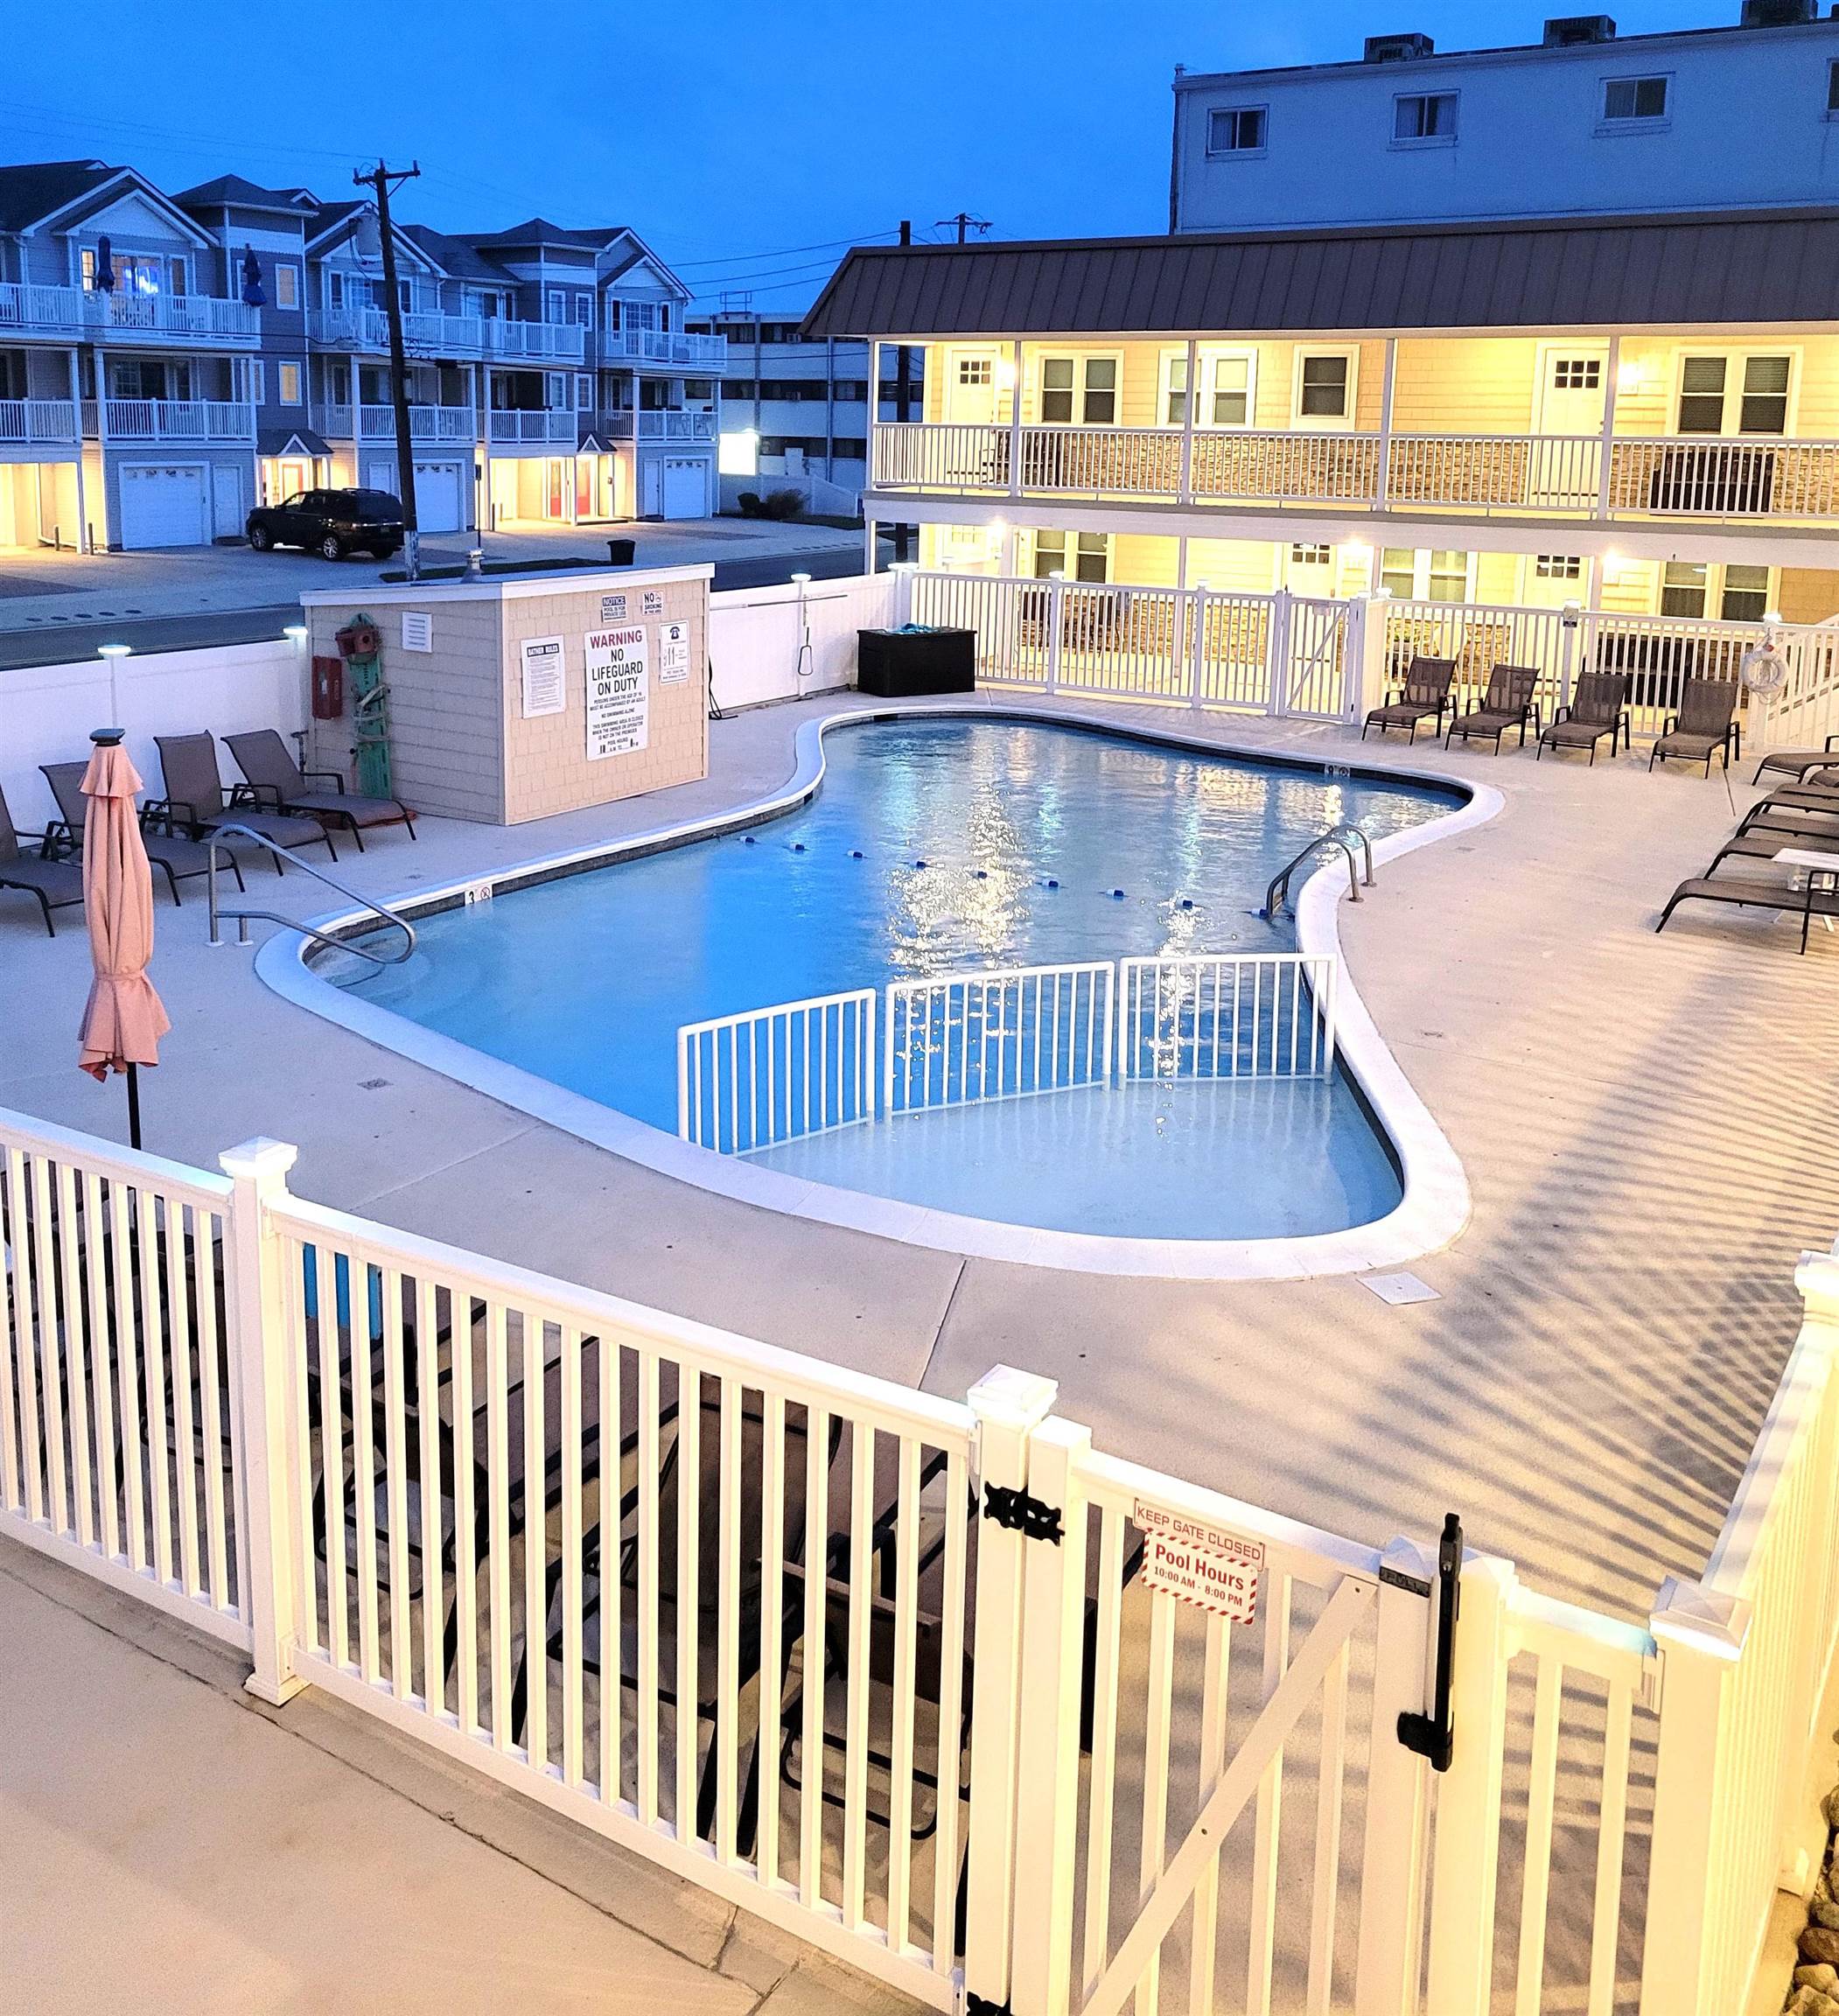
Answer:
0;397;78;444
0;280;261;342
356;403;475;442
604;326;726;368
871;420;1839;525
480;318;587;361
486;408;577;444
0;281;87;335
636;409;716;441
84;398;256;442
308;306;585;363
582;410;634;440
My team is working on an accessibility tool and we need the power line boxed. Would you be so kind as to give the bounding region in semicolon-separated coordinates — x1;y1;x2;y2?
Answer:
669;228;901;270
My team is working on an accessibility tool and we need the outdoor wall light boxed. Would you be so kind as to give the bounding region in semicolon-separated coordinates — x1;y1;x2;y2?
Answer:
282;625;309;644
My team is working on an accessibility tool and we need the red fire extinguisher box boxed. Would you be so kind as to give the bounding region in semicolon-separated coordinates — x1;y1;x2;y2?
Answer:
311;655;345;720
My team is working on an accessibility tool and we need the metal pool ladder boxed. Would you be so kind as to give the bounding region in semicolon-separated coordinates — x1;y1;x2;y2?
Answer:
206;822;416;965
1262;822;1374;920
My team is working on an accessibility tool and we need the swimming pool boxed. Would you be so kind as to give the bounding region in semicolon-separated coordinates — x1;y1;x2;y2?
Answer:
329;714;1469;1253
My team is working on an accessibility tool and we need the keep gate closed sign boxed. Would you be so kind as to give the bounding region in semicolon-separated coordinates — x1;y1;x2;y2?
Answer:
1132;1497;1265;1625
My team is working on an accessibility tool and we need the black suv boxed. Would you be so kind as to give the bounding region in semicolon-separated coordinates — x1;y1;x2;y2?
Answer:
246;487;404;561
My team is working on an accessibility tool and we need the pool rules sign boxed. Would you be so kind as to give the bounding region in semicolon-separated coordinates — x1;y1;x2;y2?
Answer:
584;625;648;760
1133;1497;1265;1625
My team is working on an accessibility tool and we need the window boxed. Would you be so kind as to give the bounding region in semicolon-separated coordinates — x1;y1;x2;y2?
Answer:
1678;354;1792;436
274;262;297;309
167;258;187;298
1208;354;1250;426
831;380;868;402
546;372;570;410
547;288;565;325
1206;105;1268;155
684;380;714;402
1163;354;1190;426
1291;543;1332;566
1381;548;1471;601
80;247;94;290
328;363;349;403
1032;530;1109;583
1394;92;1458;142
958;358;992;387
1296;351;1353;423
1829;59;1839;114
724;378;757;399
831;437;868;460
1535;555;1583;580
1039;356;1116;425
576;373;593;411
1550;358;1601;392
1602;75;1668;122
243;360;265;405
1721;564;1771;623
1661;561;1707;618
575;295;593;327
397;279;412;312
278;362;301;406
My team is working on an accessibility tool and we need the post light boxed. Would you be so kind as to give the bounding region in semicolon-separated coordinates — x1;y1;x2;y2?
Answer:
98;642;130;724
994;357;1017;393
1561;599;1582;629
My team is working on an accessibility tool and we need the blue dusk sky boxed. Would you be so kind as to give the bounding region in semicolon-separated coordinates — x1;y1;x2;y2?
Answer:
3;1;1745;305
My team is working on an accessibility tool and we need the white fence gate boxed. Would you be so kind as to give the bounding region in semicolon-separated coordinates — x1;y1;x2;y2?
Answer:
1119;954;1338;1083
885;962;1115;1114
676;990;878;1153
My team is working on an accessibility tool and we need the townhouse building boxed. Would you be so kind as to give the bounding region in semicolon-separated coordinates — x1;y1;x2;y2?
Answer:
810;206;1839;671
0;158;717;551
1171;2;1839;233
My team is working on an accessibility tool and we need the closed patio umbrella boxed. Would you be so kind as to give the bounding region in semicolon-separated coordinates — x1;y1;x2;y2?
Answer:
241;246;265;308
77;729;170;1149
94;234;115;291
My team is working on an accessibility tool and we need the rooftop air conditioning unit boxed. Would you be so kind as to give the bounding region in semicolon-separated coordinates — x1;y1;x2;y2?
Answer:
1739;0;1817;23
1542;15;1618;44
1363;31;1435;61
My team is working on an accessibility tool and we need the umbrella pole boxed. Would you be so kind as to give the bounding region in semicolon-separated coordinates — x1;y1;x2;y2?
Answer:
126;1064;142;1152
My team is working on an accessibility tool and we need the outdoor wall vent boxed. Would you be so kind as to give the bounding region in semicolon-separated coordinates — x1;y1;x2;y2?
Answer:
1542;15;1618;45
1738;0;1817;24
1362;32;1435;62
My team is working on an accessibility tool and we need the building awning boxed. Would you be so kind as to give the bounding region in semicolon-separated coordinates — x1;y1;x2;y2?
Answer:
257;426;332;458
577;430;625;453
803;206;1839;340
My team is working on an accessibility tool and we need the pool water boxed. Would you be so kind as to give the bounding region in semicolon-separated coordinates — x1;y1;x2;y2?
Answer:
349;718;1462;1242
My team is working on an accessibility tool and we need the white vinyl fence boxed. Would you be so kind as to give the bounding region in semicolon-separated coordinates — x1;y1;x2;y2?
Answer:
885;962;1114;1114
677;990;878;1153
7;1097;1839;2016
1118;953;1338;1083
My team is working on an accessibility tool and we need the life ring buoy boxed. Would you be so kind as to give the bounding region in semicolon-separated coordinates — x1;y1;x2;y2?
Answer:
1741;644;1789;696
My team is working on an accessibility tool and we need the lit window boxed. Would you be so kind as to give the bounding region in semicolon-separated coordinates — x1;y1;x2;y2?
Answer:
1661;561;1708;619
1678;354;1791;436
1602;75;1668;122
274;263;297;309
1380;548;1416;600
1427;550;1469;603
1206;106;1268;154
1535;555;1583;580
1394;93;1458;142
1297;354;1351;420
1040;357;1116;425
1721;565;1771;624
1739;355;1790;435
277;362;301;405
1210;354;1250;426
80;247;95;290
1164;354;1189;425
1033;530;1108;582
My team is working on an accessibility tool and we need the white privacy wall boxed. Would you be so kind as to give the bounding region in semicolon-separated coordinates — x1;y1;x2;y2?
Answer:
708;571;900;711
0;640;307;828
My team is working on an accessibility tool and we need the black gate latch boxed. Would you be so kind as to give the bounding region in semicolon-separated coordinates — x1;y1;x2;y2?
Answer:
1397;1512;1463;1774
981;1480;1063;1545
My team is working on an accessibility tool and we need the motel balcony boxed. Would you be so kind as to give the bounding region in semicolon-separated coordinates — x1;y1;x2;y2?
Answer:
486;408;578;445
636;409;716;441
602;326;726;369
0;280;260;345
80;397;256;443
870;420;1839;530
0;396;79;449
307;307;586;364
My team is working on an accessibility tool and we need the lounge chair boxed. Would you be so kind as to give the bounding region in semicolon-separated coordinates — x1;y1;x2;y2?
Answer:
1753;733;1839;786
1537;673;1630;764
1444;664;1542;752
225;730;416;850
1650;677;1740;775
151;732;334;871
1658;860;1839;953
1362;657;1457;743
0;784;85;937
40;760;241;907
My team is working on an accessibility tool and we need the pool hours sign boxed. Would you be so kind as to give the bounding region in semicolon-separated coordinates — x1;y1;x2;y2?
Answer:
584;625;649;760
1132;1496;1265;1625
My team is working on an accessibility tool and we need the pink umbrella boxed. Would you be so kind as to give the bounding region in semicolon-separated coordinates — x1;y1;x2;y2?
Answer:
77;729;170;1148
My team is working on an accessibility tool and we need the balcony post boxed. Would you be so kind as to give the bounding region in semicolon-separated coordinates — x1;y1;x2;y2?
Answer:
95;346;108;443
67;346;89;554
1008;339;1024;500
1179;337;1197;506
1377;337;1398;509
1595;335;1620;522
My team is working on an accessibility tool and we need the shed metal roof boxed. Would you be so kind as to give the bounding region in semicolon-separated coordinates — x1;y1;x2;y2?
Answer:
803;209;1839;339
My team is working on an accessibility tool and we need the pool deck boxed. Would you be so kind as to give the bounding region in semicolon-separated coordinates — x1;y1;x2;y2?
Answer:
3;686;1836;2001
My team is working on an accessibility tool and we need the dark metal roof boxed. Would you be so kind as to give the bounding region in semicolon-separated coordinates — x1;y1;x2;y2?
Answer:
258;425;332;458
0;159;115;232
804;209;1839;339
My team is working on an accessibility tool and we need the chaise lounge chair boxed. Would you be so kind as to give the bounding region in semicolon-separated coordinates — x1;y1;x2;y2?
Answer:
151;732;334;871
1537;673;1629;764
1444;663;1542;752
0;784;85;937
1650;676;1740;776
1362;656;1457;744
1753;733;1839;786
40;760;241;907
1657;861;1839;953
225;730;416;850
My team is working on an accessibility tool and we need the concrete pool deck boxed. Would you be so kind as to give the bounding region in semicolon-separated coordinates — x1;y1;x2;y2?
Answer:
2;686;1834;1635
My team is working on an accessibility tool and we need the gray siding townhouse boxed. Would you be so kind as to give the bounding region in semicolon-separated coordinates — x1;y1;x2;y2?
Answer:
0;158;719;549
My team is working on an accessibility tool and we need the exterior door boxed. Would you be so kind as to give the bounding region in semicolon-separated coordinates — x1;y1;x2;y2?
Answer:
412;462;463;532
943;347;1002;425
662;457;706;518
117;464;207;549
212;465;242;539
1532;347;1608;508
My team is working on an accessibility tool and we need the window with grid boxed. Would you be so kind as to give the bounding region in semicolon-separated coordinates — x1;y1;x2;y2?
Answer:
1291;543;1332;566
1602;75;1668;122
1033;530;1108;582
1661;561;1708;618
1394;93;1458;141
275;263;297;309
1164;354;1190;426
1678;355;1790;436
278;362;301;406
1535;555;1583;580
1207;106;1268;154
958;358;992;386
1040;358;1116;425
1298;354;1350;420
1551;359;1601;392
1721;565;1771;623
1210;355;1250;424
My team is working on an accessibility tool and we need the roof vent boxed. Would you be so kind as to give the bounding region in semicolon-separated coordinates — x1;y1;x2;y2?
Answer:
1362;31;1435;61
1542;15;1618;44
1739;0;1816;22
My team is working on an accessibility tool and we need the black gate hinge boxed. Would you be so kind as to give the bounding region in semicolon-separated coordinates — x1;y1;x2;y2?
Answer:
965;1994;1014;2016
981;1480;1063;1545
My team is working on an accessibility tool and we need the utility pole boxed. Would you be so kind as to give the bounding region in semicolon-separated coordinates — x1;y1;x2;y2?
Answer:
935;212;990;246
354;158;423;578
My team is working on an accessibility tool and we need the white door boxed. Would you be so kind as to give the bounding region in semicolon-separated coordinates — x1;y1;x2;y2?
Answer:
661;457;705;519
943;347;1002;424
1531;347;1608;508
213;465;242;539
118;465;207;549
365;458;399;500
411;461;463;532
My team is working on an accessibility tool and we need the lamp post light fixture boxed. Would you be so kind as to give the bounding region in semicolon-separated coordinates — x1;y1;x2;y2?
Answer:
97;642;130;724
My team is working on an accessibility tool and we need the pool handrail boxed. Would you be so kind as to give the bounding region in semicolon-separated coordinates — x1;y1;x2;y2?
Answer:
206;822;416;965
1262;822;1374;920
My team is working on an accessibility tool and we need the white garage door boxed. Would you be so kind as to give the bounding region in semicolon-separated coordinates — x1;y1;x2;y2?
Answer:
119;465;207;550
411;462;464;533
661;458;707;520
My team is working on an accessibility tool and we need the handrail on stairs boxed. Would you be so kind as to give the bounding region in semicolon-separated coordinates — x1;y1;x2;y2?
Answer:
1262;822;1374;920
206;822;416;965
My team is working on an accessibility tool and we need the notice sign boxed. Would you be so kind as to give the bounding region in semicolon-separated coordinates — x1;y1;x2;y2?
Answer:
520;634;565;718
641;588;664;617
599;592;627;623
660;620;691;685
1133;1497;1265;1625
584;625;649;760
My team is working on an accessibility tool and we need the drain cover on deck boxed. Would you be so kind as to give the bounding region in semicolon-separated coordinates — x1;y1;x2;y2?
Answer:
1360;1271;1440;1306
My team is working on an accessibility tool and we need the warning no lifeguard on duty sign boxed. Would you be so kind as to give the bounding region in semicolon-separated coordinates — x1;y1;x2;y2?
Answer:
1132;1497;1266;1626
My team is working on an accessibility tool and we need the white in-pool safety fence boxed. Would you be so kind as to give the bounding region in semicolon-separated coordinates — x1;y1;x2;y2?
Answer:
677;953;1338;1154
